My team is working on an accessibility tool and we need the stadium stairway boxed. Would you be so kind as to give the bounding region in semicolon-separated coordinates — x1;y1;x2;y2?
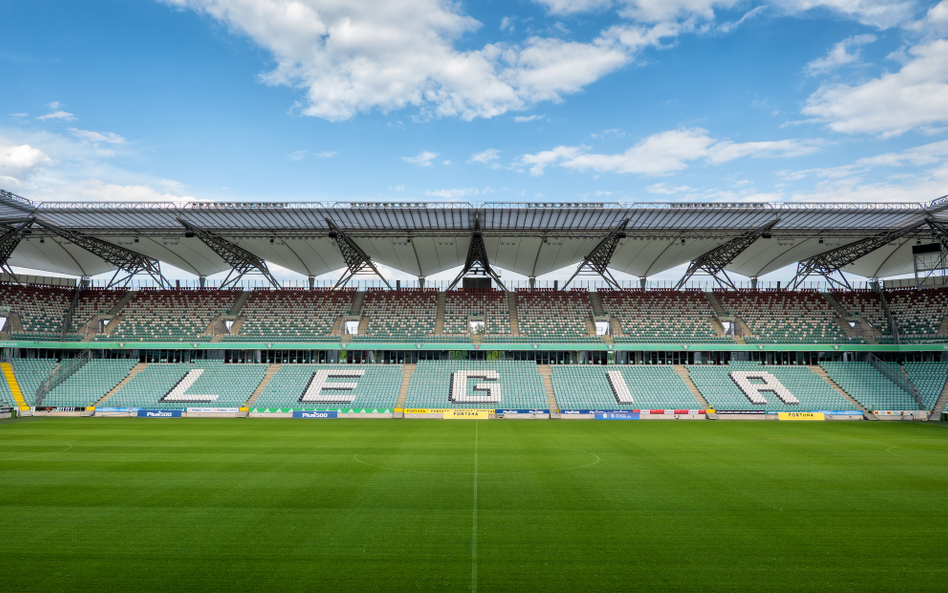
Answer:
589;292;605;316
704;292;728;317
673;365;708;409
349;291;366;316
537;365;560;417
809;365;868;413
434;293;446;335
1;362;28;410
508;292;520;336
930;378;948;420
227;291;251;316
95;362;148;407
245;364;281;409
396;364;415;412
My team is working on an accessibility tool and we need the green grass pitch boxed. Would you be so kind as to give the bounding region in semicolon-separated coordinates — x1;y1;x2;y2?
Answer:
1;418;946;592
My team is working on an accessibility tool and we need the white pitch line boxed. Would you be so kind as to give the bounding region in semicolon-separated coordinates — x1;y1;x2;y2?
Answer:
471;421;478;593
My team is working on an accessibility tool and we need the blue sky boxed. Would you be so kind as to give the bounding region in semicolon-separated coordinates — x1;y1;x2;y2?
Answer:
2;0;948;284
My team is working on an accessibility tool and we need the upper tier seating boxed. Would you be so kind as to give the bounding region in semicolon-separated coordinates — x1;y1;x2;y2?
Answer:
886;287;948;342
516;289;592;340
820;361;918;410
67;288;128;336
902;361;948;410
716;290;849;343
11;359;58;405
107;361;267;409
225;288;355;341
0;283;72;339
687;362;855;411
253;364;402;410
42;359;138;407
831;290;888;334
599;289;725;342
442;289;510;337
112;289;240;342
359;289;437;340
551;365;702;410
405;360;547;409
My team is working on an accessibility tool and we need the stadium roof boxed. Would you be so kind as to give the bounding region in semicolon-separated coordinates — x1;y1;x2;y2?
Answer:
2;189;948;283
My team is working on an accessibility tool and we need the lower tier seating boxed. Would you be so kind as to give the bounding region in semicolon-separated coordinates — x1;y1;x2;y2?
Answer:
10;359;59;406
903;362;948;410
687;362;855;411
551;365;701;410
820;361;918;410
253;364;403;410
42;359;138;407
405;360;547;409
107;361;267;409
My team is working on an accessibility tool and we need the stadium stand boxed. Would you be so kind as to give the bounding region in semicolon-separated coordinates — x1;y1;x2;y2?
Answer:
442;289;510;337
112;289;240;342
41;359;138;407
551;365;702;410
11;359;58;406
687;362;856;411
820;361;919;410
902;362;948;410
599;289;726;343
516;289;596;341
357;288;437;340
887;287;948;342
252;364;402;410
831;290;888;335
106;361;267;409
405;360;547;409
67;288;128;337
0;283;72;339
716;290;850;343
224;288;354;341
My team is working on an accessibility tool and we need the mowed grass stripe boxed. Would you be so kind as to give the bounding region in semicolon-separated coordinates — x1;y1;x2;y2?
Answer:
0;419;946;592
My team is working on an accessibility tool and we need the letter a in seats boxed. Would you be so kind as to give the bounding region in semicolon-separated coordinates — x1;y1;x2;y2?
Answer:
606;371;634;404
729;371;800;405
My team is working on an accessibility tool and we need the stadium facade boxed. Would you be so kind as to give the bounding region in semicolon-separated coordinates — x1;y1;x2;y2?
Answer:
0;189;947;420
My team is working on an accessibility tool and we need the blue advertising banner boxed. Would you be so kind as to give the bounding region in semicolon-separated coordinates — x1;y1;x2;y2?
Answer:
97;407;139;412
594;411;640;420
495;409;550;414
137;410;183;418
292;410;338;419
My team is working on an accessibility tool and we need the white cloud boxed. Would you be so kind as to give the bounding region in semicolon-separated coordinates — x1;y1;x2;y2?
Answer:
533;0;612;16
36;110;76;122
424;187;495;198
68;127;126;145
802;39;948;137
288;149;307;160
513;114;544;122
0;137;51;185
469;148;501;165
520;128;819;175
646;182;693;194
31;179;196;203
159;0;683;122
520;145;587;176
314;150;337;158
908;1;948;35
9;113;28;118
403;150;439;166
47;102;61;109
716;5;767;34
500;16;515;32
805;34;876;75
771;0;916;29
390;184;405;191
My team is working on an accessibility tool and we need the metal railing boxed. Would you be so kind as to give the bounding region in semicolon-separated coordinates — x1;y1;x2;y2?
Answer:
866;352;925;410
34;350;93;407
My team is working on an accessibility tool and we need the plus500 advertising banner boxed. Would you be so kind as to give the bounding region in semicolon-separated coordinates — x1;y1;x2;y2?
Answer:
292;411;338;419
137;410;183;418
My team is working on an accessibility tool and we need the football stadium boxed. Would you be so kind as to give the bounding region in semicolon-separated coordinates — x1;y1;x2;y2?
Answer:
1;190;947;591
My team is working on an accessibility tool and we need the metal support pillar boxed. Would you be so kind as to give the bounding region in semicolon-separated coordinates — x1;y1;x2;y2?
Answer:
199;275;206;288
675;220;778;290
308;275;315;289
639;277;646;289
418;276;425;289
447;215;507;291
0;218;35;281
326;219;391;289
562;219;630;290
179;219;280;289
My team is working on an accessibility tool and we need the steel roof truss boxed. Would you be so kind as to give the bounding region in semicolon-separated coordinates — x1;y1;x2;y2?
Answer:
326;219;391;289
675;220;779;290
178;219;280;289
562;219;630;290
